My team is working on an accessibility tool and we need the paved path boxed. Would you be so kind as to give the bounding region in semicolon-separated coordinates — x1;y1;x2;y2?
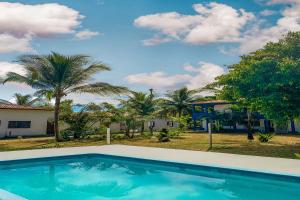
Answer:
0;145;299;176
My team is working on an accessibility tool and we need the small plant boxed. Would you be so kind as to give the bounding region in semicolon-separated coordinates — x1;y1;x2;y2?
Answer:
258;132;274;143
60;130;72;141
157;128;170;142
295;153;300;159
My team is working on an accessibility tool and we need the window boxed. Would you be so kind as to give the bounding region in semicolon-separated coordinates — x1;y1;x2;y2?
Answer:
149;121;155;127
8;121;31;128
194;106;203;112
167;121;174;127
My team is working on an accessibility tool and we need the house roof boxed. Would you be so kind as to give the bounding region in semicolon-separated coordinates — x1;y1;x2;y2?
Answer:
0;104;53;111
191;100;230;105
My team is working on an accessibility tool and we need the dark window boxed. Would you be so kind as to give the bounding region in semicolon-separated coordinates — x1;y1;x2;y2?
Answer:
167;121;174;127
8;121;31;128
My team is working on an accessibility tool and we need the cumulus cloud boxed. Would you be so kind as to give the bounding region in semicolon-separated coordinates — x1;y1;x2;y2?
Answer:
260;9;276;16
134;2;254;46
239;0;300;53
184;62;225;89
135;1;300;54
125;72;190;90
0;62;25;77
0;34;32;53
75;29;100;40
0;2;83;53
125;62;225;90
142;36;173;46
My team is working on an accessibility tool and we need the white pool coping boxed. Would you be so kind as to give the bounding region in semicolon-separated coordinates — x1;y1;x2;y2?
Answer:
0;145;300;177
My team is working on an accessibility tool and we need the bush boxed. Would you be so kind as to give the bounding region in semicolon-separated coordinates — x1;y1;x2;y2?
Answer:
112;134;125;140
295;153;300;159
60;130;72;141
258;132;274;143
157;128;170;142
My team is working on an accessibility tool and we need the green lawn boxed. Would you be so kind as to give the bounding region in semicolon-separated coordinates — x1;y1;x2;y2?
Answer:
0;133;299;159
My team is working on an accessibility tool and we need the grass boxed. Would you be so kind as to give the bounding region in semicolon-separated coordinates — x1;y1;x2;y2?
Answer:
0;133;299;159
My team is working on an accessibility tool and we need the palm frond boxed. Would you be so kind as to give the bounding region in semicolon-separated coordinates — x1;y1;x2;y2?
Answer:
69;82;129;95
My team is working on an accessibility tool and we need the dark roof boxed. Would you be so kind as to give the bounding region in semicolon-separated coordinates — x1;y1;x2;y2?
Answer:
191;100;230;105
0;104;53;111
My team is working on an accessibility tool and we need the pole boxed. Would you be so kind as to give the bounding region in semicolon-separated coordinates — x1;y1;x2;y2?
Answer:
106;128;111;145
208;123;212;150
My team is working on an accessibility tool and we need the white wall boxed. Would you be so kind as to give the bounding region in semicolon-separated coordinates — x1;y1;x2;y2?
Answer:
110;119;179;133
0;109;53;138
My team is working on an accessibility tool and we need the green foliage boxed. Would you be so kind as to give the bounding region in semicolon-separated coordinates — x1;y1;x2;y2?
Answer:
172;115;190;135
295;153;300;159
209;32;300;127
164;87;199;117
156;128;170;142
62;105;98;139
112;134;126;140
60;130;72;141
2;52;128;141
258;132;274;143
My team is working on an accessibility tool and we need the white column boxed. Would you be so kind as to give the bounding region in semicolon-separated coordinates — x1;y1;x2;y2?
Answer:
208;123;212;149
106;128;111;145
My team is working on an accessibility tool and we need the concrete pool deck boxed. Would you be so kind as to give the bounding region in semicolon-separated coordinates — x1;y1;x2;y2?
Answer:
0;145;299;177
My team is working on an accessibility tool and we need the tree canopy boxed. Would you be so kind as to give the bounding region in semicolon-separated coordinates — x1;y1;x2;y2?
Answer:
210;32;300;128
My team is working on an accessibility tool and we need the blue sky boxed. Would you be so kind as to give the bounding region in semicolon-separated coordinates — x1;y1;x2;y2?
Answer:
0;0;298;103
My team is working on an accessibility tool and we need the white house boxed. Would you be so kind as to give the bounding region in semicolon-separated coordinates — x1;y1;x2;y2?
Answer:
0;104;53;138
110;119;179;133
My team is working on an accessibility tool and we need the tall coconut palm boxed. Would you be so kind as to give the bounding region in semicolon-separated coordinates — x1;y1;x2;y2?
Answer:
123;90;156;133
3;52;127;141
164;87;198;117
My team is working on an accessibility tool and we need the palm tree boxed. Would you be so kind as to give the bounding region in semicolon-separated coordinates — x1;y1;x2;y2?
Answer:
123;89;156;133
13;93;39;105
3;52;127;141
164;87;198;117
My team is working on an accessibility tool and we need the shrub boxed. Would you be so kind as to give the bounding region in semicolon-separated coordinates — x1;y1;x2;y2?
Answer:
157;128;170;142
258;132;274;143
112;134;125;140
60;130;72;141
295;153;300;159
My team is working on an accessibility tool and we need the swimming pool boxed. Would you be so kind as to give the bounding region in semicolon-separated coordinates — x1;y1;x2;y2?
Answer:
0;154;299;200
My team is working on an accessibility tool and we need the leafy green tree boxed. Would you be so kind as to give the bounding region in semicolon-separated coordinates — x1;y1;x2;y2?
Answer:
164;87;198;117
209;32;300;134
3;52;127;141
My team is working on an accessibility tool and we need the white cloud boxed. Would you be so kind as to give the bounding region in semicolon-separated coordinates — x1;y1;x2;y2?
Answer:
134;2;254;45
125;62;225;90
0;2;83;53
75;29;100;40
0;62;25;77
142;36;172;46
260;9;276;16
239;0;300;53
125;72;190;90
0;34;32;53
184;62;225;89
266;0;299;5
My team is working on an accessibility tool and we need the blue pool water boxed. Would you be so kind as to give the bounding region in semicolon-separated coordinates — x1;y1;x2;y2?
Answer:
0;154;299;200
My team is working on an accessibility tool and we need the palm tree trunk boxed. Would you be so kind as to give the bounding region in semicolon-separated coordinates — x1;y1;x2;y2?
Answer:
54;95;61;142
